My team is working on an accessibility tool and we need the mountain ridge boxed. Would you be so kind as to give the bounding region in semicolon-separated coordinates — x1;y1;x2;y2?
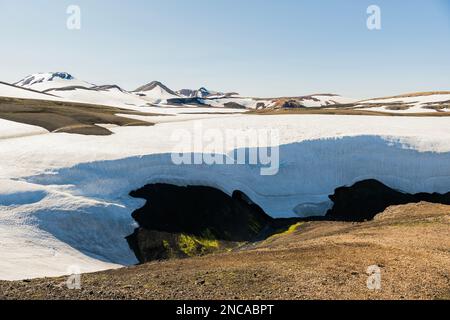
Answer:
7;72;450;113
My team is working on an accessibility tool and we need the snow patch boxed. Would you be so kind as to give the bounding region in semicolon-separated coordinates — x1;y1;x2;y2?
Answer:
0;114;449;279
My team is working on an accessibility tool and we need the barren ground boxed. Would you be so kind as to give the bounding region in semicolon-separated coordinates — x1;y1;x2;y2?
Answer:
252;107;450;117
0;97;158;135
0;202;449;300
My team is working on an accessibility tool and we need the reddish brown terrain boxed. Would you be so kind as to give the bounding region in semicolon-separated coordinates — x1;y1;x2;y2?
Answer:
0;202;449;300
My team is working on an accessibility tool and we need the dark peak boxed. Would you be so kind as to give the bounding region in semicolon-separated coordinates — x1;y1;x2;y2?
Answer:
326;179;450;222
14;72;75;86
177;88;196;97
48;72;74;81
134;81;176;95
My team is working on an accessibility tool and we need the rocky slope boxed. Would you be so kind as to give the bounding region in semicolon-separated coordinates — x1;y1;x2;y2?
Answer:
326;179;450;221
126;181;450;263
1;202;448;300
126;184;299;263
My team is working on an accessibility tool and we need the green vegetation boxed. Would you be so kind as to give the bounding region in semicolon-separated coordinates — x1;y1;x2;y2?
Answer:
266;222;304;241
284;222;304;235
161;239;176;259
178;234;220;257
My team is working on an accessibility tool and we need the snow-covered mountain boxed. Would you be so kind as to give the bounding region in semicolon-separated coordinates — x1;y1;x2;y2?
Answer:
14;72;94;92
45;85;150;109
176;88;197;98
10;72;358;110
133;81;180;103
177;87;239;99
10;73;151;109
263;94;357;109
0;81;62;101
4;73;450;114
292;94;357;107
354;92;450;113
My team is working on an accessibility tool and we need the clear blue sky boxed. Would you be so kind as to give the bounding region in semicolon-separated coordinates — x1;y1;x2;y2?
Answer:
0;0;449;98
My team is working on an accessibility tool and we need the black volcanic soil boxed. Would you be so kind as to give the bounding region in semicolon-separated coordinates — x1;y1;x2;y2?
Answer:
1;202;449;300
0;97;159;135
326;179;450;221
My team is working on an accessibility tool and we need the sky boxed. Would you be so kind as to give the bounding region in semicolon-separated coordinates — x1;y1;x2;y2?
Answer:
0;0;449;98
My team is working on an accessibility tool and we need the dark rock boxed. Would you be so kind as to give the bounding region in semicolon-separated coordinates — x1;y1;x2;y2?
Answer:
134;81;178;95
127;229;185;262
166;97;202;105
129;184;273;242
195;280;206;286
256;102;266;109
280;100;305;109
126;184;286;263
326;179;450;221
223;102;246;109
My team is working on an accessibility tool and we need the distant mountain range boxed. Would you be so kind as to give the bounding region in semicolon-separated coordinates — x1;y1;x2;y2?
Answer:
2;72;449;113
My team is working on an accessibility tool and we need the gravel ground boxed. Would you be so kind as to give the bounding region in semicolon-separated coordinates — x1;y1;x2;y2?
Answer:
1;202;449;300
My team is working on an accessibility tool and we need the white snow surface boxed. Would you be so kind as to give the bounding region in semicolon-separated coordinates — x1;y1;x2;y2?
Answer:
134;85;180;104
0;112;450;280
0;118;48;140
356;93;450;113
203;97;272;109
0;82;62;102
298;95;357;107
45;87;150;109
203;95;357;109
